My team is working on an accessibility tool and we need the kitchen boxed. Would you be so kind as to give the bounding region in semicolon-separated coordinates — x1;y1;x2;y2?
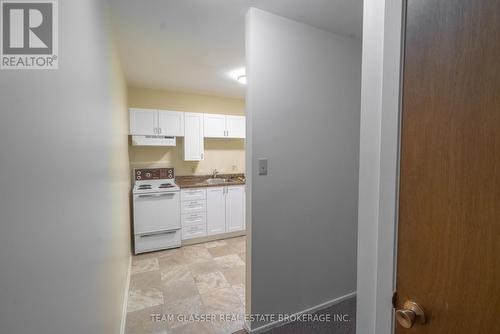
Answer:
126;88;247;333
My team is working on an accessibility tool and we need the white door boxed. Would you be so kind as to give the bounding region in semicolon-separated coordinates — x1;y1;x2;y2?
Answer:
184;112;204;161
158;110;184;136
129;108;158;135
226;116;245;138
206;187;226;235
225;186;245;232
204;113;226;138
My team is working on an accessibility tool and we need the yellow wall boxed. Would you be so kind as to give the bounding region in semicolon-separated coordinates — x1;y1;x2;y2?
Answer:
128;87;245;176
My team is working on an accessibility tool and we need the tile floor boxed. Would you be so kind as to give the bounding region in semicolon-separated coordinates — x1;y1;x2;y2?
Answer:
125;236;246;334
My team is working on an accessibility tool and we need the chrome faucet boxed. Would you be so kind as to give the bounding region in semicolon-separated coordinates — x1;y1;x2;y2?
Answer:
212;169;219;178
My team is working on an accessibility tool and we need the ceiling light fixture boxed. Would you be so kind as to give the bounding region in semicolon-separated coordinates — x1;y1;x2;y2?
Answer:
237;75;247;85
229;67;246;85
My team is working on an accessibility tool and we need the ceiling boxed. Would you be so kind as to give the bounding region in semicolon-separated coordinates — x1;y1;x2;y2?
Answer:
108;0;363;98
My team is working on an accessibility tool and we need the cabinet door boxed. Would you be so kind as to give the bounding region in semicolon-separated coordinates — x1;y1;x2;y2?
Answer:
206;187;226;235
204;113;226;138
129;108;157;135
226;116;245;138
158;110;184;136
225;186;245;232
184;112;204;161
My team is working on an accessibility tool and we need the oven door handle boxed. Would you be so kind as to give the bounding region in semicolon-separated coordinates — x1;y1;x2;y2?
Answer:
139;229;179;238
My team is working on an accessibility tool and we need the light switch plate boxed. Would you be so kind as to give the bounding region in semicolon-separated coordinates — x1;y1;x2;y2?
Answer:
258;158;268;175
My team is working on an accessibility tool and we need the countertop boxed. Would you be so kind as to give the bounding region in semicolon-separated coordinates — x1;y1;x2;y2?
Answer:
175;174;245;189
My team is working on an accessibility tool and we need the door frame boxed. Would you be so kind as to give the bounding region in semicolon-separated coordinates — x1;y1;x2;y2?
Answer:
356;0;406;333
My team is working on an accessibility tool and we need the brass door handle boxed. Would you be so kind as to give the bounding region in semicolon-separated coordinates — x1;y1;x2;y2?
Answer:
395;300;426;328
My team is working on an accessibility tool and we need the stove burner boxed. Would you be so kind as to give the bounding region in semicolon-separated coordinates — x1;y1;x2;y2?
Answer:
159;183;175;188
138;185;152;189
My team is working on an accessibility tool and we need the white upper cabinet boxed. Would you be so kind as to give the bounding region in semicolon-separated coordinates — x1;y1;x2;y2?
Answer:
129;108;157;135
130;108;185;136
225;186;245;232
158;110;184;136
203;114;226;138
206;187;226;235
226;116;246;138
184;112;204;161
203;114;246;139
130;109;244;139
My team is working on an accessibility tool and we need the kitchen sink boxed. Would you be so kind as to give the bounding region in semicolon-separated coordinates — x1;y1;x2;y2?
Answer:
205;178;229;185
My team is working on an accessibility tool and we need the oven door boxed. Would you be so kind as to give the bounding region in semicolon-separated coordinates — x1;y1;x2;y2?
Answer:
133;191;180;234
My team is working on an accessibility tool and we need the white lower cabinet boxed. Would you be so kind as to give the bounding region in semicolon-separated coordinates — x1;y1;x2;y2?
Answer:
180;185;245;240
206;187;226;235
225;186;245;232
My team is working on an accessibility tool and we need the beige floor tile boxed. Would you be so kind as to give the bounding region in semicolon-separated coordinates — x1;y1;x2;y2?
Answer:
238;252;246;262
232;284;245;304
182;246;213;264
225;236;245;245
214;254;245;270
127;287;164;313
163;295;206;329
125;305;167;334
210;318;246;334
220;266;245;286
228;241;246;253
156;247;183;258
132;250;160;262
162;278;199;304
131;257;159;275
160;264;192;285
207;245;238;258
130;270;162;290
203;240;228;248
126;236;247;334
158;252;191;270
200;287;244;314
194;271;230;294
188;260;219;276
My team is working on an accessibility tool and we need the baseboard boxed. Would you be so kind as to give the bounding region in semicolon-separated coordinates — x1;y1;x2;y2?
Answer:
181;230;246;246
246;291;357;334
120;254;132;334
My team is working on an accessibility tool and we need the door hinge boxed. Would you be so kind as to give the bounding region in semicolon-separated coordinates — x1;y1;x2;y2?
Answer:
392;290;398;309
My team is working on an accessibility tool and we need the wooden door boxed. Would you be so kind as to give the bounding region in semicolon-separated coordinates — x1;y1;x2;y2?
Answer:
396;0;500;333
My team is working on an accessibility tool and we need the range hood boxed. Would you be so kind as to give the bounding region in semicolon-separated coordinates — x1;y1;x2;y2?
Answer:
131;135;176;146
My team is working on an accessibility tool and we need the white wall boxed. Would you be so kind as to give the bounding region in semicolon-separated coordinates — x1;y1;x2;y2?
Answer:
246;8;361;330
0;1;131;334
356;0;404;333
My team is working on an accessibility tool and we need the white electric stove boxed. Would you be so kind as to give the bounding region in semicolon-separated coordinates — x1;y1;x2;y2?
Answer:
132;168;181;254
